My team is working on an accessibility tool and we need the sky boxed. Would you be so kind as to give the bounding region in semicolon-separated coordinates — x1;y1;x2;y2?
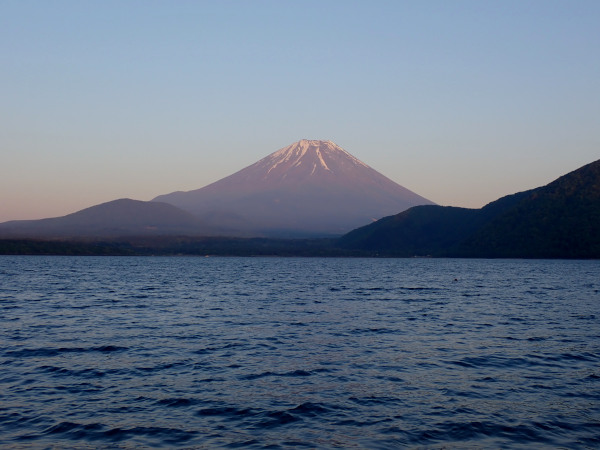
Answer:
1;0;599;222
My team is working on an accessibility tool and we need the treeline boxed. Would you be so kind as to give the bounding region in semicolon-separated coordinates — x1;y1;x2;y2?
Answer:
0;239;139;256
0;237;359;257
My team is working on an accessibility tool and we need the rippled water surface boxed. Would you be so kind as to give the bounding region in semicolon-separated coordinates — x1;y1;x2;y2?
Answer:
1;256;599;448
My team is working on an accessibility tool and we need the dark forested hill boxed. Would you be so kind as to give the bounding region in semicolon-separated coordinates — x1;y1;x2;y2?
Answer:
338;159;600;258
460;159;600;257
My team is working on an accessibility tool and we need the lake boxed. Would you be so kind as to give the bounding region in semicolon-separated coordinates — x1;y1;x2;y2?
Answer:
1;256;599;448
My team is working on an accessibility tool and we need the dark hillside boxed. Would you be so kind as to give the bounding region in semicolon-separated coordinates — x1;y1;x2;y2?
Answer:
338;159;600;258
460;159;600;257
338;206;478;256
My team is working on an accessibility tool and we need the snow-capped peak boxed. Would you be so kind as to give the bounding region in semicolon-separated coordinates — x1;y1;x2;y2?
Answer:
152;138;435;236
261;139;370;177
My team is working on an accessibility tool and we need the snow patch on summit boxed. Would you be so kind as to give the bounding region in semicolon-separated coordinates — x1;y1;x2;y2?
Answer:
315;148;331;171
263;139;366;176
266;141;307;174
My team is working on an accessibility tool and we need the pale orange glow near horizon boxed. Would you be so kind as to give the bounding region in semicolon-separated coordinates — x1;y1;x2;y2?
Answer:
1;2;598;222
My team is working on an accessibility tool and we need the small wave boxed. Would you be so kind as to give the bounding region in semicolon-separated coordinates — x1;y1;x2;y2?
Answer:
156;397;199;407
288;402;331;417
135;361;188;373
572;313;597;320
253;403;335;430
195;376;224;383
0;411;47;428
474;376;499;382
196;401;335;431
38;365;108;379
4;345;128;358
240;369;312;381
140;286;157;291
37;421;197;445
43;420;103;436
559;352;598;362
333;417;392;428
399;286;443;291
449;355;532;369
351;327;397;334
406;420;550;445
255;411;299;428
349;396;401;406
224;438;260;448
528;352;598;365
93;345;127;353
194;342;247;355
197;406;254;418
54;382;103;394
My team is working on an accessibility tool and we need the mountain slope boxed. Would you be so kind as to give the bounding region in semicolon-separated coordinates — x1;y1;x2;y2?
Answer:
338;159;600;258
154;139;434;236
461;159;600;257
0;199;216;238
337;205;480;256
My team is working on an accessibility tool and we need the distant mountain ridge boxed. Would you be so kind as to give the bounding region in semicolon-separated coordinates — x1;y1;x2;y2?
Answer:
0;140;434;239
0;199;217;238
339;159;600;258
3;142;596;258
154;139;434;236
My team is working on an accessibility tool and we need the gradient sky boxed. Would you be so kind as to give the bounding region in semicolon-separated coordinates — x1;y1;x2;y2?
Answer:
1;0;599;222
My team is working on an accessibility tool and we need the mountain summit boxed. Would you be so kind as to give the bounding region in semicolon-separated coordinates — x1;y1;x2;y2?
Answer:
154;139;434;236
249;139;372;183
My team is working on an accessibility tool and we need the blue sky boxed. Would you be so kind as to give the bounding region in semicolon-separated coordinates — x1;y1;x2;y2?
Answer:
1;0;599;221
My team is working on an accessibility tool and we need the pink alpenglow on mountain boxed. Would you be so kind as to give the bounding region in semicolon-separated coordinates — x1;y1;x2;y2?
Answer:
153;139;435;236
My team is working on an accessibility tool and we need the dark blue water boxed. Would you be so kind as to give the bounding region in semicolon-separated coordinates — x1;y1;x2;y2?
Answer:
1;256;599;448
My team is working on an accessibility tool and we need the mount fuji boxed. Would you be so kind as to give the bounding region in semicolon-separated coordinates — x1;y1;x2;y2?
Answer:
154;139;434;236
